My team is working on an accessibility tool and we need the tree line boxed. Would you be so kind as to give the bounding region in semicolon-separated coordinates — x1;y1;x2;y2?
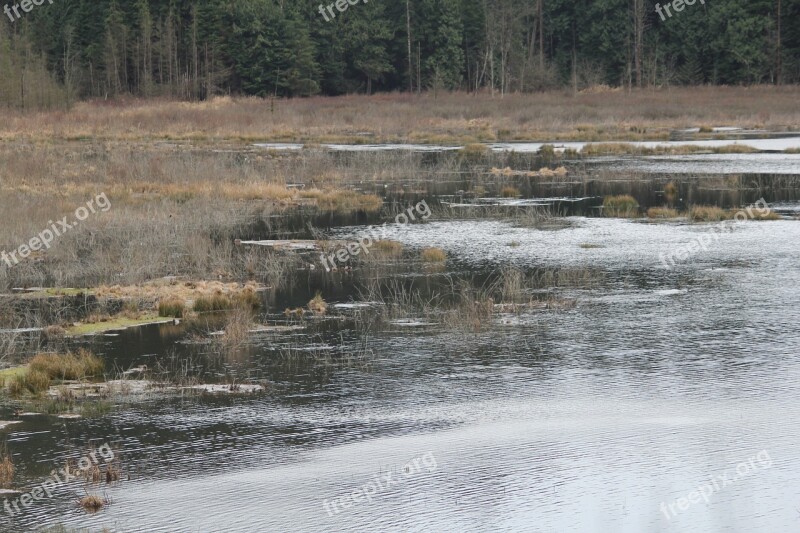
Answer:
0;0;797;107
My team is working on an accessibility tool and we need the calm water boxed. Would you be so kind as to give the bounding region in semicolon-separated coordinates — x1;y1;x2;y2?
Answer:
2;137;800;532
1;212;798;532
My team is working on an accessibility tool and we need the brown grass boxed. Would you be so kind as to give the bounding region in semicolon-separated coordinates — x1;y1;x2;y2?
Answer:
421;248;447;262
690;206;731;222
749;210;781;221
158;298;186;318
603;195;640;218
0;454;13;488
29;350;104;381
500;186;521;198
79;494;107;512
373;240;404;255
3;87;798;144
308;292;328;316
647;207;680;219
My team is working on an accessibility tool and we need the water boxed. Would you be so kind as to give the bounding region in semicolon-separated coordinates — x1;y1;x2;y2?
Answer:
2;152;799;532
254;136;800;154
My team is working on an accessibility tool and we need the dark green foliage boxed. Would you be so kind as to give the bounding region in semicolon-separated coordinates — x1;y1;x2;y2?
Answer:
0;0;797;106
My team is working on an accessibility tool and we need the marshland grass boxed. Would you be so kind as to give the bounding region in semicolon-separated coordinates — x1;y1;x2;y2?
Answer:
79;494;108;512
420;248;447;263
690;206;731;222
30;350;104;381
373;240;404;255
193;288;260;313
3;87;798;144
308;292;328;316
647;207;680;219
158;298;187;318
603;195;640;218
3;350;104;397
0;452;13;488
750;210;782;221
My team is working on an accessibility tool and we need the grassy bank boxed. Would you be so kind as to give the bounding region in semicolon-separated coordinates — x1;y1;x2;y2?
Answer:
2;87;799;145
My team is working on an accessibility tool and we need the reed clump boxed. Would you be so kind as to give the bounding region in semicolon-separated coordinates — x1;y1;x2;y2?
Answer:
690;206;731;222
308;292;328;316
29;350;105;381
158;298;186;318
603;195;639;217
647;207;680;219
79;494;108;512
193;289;259;313
420;248;447;263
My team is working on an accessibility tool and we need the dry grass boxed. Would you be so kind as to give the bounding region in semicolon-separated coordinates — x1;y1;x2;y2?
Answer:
712;144;759;154
3;87;798;144
29;350;105;382
79;494;108;512
749;210;781;221
500;186;521;198
308;292;328;316
0;453;13;488
690;206;731;222
210;306;255;354
420;248;447;263
373;240;404;256
647;207;680;219
298;189;383;213
158;298;186;318
603;195;640;218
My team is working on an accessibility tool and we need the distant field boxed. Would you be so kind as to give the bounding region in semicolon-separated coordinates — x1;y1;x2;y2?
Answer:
2;86;799;144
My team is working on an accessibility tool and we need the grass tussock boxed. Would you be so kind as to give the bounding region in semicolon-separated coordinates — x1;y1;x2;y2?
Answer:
158;298;186;318
500;186;521;198
712;144;758;154
690;205;731;222
581;143;640;156
460;143;490;158
308;292;328;316
603;195;640;218
193;288;260;313
29;350;105;381
647;207;680;219
79;494;108;512
420;248;447;263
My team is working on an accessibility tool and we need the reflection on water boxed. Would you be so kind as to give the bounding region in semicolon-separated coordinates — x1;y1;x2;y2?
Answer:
2;216;800;530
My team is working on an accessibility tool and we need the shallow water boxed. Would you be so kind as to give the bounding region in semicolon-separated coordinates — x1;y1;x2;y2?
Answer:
2;212;799;532
255;136;800;153
589;153;800;175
